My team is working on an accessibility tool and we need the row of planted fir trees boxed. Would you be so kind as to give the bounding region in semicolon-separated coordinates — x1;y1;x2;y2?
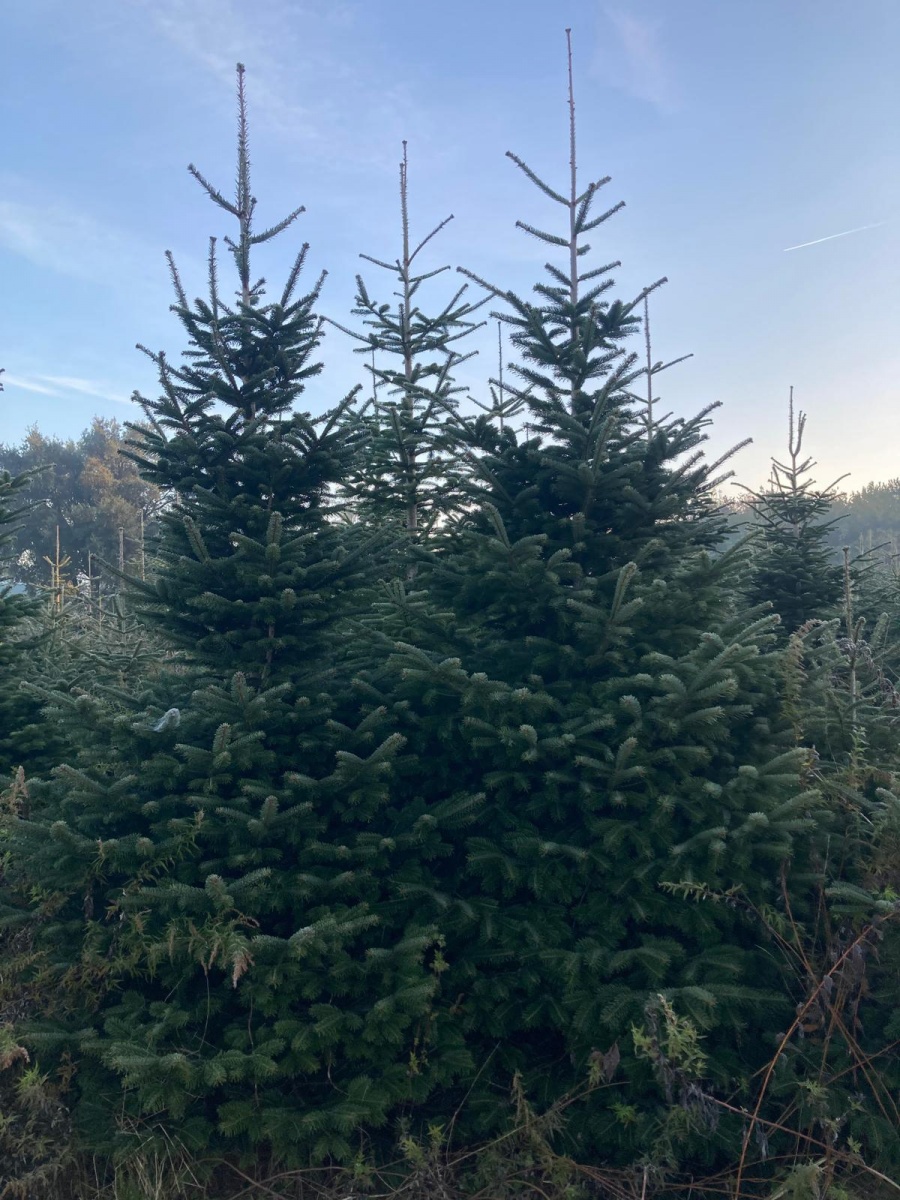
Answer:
1;45;900;1200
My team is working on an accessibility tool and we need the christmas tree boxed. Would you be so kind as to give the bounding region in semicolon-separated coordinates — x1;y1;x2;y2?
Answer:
355;30;821;1175
741;392;845;637
333;142;485;553
0;67;467;1170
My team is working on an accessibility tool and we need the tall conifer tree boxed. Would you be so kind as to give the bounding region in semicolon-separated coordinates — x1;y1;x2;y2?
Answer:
742;392;845;637
334;144;485;548
357;31;819;1171
0;68;465;1168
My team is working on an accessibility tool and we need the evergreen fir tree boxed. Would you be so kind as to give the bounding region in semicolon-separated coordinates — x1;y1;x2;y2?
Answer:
354;31;821;1174
742;396;900;793
741;392;845;636
0;67;469;1168
333;142;485;548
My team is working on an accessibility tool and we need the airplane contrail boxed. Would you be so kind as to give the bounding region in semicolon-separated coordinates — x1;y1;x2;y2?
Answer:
783;221;886;252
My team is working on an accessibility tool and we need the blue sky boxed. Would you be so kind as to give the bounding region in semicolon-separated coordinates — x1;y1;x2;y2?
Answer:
2;0;898;490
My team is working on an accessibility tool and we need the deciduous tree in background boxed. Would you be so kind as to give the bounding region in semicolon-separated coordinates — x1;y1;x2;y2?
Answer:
0;417;161;590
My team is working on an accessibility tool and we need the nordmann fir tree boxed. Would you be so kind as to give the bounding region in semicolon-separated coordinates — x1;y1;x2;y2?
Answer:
354;31;823;1181
751;403;900;805
333;142;485;553
741;391;845;638
0;67;464;1170
741;396;900;793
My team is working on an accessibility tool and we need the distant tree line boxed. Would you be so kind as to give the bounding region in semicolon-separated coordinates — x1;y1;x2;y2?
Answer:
5;412;894;604
0;417;161;591
718;477;900;561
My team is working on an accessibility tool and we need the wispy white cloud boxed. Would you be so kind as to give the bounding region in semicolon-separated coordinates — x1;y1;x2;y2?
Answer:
147;0;322;141
0;183;163;289
593;7;679;113
135;0;427;171
35;375;133;405
2;374;61;397
3;372;133;406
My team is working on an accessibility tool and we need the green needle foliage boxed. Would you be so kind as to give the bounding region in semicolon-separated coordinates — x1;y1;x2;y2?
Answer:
334;142;486;547
122;68;368;687
0;68;464;1171
0;369;48;780
354;30;824;1177
741;392;845;637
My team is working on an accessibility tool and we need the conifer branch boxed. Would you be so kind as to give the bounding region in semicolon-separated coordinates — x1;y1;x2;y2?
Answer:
324;316;371;344
656;352;694;373
579;199;624;232
250;204;306;245
410;214;455;264
359;253;397;272
455;265;509;301
504;152;569;206
280;243;310;307
573;182;598;236
514;221;570;247
625;277;669;315
165;251;189;310
187;164;240;216
643;294;653;436
567;26;579;312
705;439;754;479
577;260;621;283
407;264;454;285
207;237;221;317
